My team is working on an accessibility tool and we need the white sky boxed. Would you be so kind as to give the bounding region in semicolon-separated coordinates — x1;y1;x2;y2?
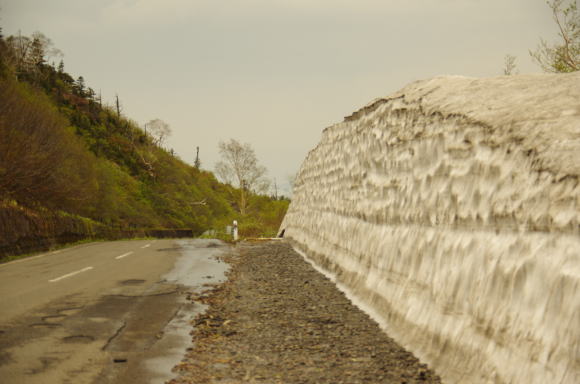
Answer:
1;0;560;195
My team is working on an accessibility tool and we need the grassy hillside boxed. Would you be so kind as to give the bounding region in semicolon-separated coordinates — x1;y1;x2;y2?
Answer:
0;31;288;254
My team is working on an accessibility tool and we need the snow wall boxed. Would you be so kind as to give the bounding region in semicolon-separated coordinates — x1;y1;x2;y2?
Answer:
281;73;580;384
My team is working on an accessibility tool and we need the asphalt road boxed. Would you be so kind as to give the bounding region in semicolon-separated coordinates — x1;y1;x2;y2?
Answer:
0;238;229;384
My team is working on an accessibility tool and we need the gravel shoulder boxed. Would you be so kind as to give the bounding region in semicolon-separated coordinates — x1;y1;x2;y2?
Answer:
170;240;442;384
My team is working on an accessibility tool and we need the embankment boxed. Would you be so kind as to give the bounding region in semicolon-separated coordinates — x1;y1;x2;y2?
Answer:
0;201;193;260
281;72;580;383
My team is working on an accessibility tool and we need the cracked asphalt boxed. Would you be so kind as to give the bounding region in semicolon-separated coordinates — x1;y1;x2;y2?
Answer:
0;239;228;384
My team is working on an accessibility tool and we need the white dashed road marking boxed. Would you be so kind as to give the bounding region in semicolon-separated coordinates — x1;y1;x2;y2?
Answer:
115;252;134;260
49;266;93;283
141;244;151;249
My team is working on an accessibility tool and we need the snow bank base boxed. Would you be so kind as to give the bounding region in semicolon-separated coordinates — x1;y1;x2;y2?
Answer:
281;73;580;384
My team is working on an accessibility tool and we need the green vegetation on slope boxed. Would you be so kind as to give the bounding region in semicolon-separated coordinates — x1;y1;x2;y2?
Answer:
0;30;288;251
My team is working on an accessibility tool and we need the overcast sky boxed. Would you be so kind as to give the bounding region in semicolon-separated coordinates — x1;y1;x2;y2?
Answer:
1;0;560;195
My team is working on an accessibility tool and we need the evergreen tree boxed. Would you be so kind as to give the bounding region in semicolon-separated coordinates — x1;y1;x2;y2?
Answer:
30;36;45;66
76;76;85;95
86;87;95;100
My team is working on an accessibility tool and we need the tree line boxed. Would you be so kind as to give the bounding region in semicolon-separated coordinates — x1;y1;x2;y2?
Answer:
0;28;288;238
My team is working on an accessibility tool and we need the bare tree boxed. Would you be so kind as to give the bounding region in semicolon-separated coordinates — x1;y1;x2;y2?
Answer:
530;0;579;72
6;32;31;72
287;172;297;189
215;139;269;215
194;146;201;169
272;178;278;200
29;31;62;65
6;31;62;73
503;54;518;75
115;94;122;117
145;118;171;146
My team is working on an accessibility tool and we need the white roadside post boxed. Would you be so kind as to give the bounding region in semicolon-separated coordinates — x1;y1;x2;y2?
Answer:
232;220;238;241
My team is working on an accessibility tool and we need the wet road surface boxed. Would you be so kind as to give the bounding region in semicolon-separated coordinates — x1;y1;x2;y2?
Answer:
0;238;228;384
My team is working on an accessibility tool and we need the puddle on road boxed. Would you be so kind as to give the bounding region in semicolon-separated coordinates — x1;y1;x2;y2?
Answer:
162;239;229;288
143;239;230;384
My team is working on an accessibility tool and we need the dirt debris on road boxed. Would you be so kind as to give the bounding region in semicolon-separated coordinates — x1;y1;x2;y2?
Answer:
170;241;442;384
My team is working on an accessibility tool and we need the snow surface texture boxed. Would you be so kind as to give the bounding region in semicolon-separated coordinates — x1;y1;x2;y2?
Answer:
281;72;580;384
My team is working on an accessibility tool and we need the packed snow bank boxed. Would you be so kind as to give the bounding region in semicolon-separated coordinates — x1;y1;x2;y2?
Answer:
281;72;580;384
